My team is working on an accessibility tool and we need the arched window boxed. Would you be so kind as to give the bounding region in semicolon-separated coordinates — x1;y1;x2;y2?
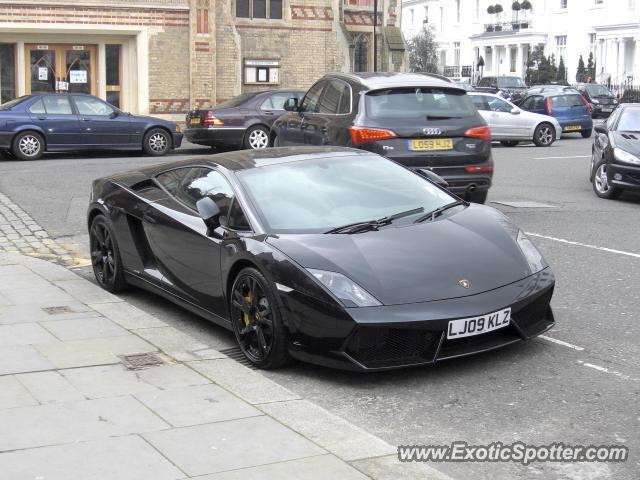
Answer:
354;35;368;72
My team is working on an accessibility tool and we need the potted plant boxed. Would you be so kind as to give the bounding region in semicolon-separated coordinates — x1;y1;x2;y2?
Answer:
520;0;531;28
486;5;496;31
494;4;504;30
512;1;521;30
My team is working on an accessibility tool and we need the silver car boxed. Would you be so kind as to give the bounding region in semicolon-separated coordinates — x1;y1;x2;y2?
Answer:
469;92;562;147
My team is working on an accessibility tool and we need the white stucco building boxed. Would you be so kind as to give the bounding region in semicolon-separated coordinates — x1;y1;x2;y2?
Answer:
401;0;640;84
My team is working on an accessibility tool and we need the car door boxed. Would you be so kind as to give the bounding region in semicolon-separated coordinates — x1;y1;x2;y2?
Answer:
487;95;524;138
303;79;352;146
27;95;81;148
71;95;132;146
258;91;300;128
279;81;325;146
146;167;236;317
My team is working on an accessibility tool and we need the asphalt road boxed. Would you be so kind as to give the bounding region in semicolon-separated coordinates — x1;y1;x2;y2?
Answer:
1;132;639;480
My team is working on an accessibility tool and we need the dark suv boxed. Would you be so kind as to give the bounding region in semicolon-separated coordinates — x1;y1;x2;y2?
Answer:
271;73;493;203
475;76;527;103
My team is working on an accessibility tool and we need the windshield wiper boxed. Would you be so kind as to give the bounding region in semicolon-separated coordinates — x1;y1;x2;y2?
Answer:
413;200;467;224
325;207;424;234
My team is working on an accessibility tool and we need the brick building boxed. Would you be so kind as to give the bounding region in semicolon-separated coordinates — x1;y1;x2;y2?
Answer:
0;0;406;120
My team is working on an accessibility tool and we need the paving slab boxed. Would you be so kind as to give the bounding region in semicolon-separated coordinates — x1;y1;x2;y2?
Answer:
351;454;456;480
16;370;86;404
89;301;168;329
144;415;325;477
0;323;59;346
188;359;301;405
0;375;38;409
0;303;102;324
34;334;157;369
135;384;262;427
41;316;129;341
0;396;169;451
0;272;52;290
134;326;226;361
0;344;54;375
60;364;161;399
1;285;78;306
136;363;211;390
0;435;185;480
53;278;121;304
191;454;370;480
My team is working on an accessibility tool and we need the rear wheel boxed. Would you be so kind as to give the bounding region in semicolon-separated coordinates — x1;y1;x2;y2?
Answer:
143;128;171;156
467;190;488;204
581;129;592;138
500;140;519;147
12;131;44;160
533;123;555;147
89;215;126;292
229;267;291;369
244;126;270;150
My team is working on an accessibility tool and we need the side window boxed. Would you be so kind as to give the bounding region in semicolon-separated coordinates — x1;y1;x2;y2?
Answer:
28;99;46;114
300;81;325;113
177;168;235;224
156;168;190;196
227;198;251;231
73;96;114;116
261;92;293;111
318;80;351;114
470;95;489;111
42;96;73;115
532;96;546;110
488;97;512;112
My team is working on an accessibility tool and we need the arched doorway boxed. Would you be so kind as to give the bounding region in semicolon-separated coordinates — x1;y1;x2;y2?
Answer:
354;34;369;72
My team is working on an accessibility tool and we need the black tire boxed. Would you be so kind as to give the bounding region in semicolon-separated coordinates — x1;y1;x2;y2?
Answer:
243;125;270;150
467;190;488;204
581;129;592;138
500;140;519;147
272;135;281;147
229;267;292;369
12;131;44;160
143;128;171;156
533;123;555;147
592;161;622;199
89;215;126;293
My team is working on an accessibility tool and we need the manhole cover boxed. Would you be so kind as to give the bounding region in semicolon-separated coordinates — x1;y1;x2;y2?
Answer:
218;346;257;370
42;306;74;315
120;352;164;370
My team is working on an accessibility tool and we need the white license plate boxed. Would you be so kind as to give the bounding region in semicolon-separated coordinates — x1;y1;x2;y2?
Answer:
447;308;511;339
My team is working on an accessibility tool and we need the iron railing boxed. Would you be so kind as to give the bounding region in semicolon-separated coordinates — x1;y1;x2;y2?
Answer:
483;20;533;33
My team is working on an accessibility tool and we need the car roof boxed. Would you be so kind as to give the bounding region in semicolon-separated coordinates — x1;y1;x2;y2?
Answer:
324;72;461;91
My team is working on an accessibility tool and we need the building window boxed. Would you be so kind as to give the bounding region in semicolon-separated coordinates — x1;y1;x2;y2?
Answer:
594;0;603;4
424;5;429;24
476;0;480;18
354;35;368;72
410;8;415;26
236;0;282;19
588;33;596;56
244;59;280;84
0;44;16;104
454;42;461;66
555;35;567;62
456;0;461;22
560;0;567;7
440;6;444;31
105;45;121;109
196;8;209;33
629;0;636;9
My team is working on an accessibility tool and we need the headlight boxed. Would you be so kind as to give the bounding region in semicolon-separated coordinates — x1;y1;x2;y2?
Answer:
517;231;545;274
613;99;619;104
614;147;640;165
175;124;181;133
307;269;381;307
592;99;600;104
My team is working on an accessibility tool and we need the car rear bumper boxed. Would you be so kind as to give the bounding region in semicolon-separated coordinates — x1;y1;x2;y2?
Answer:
283;268;555;371
609;162;640;190
183;126;245;147
559;118;593;132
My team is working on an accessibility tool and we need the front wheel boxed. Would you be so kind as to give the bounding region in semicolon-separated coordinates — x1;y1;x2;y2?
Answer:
533;123;555;147
244;126;270;150
592;162;622;199
581;129;592;138
143;128;171;156
12;131;44;160
89;215;126;292
229;267;292;369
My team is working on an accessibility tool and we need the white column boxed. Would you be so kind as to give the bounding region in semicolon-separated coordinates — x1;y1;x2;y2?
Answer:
516;44;524;77
618;39;627;83
135;30;149;115
505;44;513;73
16;41;25;96
634;38;640;85
97;43;106;101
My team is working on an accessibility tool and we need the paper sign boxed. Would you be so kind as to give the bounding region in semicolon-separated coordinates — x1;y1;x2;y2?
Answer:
38;67;48;81
69;70;87;84
257;68;268;82
56;80;69;91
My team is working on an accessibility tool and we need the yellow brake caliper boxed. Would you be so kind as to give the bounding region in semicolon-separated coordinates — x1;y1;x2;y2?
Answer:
243;292;252;326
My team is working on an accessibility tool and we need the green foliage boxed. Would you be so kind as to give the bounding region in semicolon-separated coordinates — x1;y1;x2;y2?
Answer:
557;57;566;81
586;52;596;80
521;0;532;9
576;55;586;82
487;5;496;14
408;26;439;73
525;45;559;84
512;1;521;10
494;4;504;13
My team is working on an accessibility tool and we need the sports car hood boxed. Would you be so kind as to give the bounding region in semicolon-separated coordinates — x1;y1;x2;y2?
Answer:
267;205;540;306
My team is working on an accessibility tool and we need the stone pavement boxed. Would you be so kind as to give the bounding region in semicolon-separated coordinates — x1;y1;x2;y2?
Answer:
0;252;453;480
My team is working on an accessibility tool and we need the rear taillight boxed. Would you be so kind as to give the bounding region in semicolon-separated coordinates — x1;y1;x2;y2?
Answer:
204;111;224;126
349;126;397;145
464;125;491;142
545;97;552;116
465;165;494;173
580;95;592;113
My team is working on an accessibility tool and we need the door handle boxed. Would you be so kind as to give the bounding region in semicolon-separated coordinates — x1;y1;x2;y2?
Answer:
264;111;276;116
38;116;47;120
81;118;91;122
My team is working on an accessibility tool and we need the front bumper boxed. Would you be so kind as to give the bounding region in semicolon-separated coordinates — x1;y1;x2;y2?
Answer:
283;268;555;371
183;126;245;147
591;104;616;117
172;132;183;148
609;161;640;191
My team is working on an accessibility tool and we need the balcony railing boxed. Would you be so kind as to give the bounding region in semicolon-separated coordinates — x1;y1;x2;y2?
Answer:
483;20;533;33
343;0;374;10
443;65;474;78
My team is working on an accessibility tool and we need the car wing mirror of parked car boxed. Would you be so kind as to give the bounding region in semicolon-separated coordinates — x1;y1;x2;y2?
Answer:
109;110;120;119
196;197;221;237
510;107;521;115
416;169;449;188
593;124;607;134
284;97;299;111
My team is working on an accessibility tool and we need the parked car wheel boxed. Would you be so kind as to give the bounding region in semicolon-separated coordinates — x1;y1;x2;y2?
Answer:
533;123;555;147
143;128;171;156
581;129;592;138
12;131;44;160
272;135;282;147
467;190;488;204
500;140;519;147
89;214;126;293
229;267;292;369
592;162;622;199
244;126;270;150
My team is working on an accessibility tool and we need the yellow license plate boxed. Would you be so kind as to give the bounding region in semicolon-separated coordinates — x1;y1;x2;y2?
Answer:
190;117;201;125
564;125;581;131
410;138;453;151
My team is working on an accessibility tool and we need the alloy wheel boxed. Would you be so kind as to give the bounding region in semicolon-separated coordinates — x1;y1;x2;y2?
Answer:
90;222;116;285
537;126;553;145
148;133;168;153
230;274;274;362
248;129;269;149
18;135;40;157
594;164;610;194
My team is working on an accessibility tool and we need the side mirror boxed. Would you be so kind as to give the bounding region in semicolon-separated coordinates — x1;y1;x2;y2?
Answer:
196;197;221;237
510;107;521;115
594;124;607;134
109;110;120;119
284;97;299;112
417;169;449;188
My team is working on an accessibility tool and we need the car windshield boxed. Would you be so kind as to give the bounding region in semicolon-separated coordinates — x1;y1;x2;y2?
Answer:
551;94;584;107
214;93;258;109
585;85;612;97
236;154;455;234
365;87;476;119
617;109;640;131
497;77;526;88
0;96;29;111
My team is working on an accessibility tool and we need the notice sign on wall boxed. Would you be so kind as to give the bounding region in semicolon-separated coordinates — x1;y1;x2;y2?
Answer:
38;67;48;81
69;70;87;84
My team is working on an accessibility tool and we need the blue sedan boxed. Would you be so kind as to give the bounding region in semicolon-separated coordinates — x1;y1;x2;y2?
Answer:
0;93;183;160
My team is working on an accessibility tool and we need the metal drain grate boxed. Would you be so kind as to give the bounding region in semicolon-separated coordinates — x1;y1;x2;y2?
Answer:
42;306;74;315
120;352;164;370
218;346;257;370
